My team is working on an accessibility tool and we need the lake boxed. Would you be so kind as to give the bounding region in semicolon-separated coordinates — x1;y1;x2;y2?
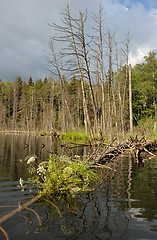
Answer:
0;133;157;240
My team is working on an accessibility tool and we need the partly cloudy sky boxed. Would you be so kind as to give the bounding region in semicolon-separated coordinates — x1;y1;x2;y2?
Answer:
0;0;157;82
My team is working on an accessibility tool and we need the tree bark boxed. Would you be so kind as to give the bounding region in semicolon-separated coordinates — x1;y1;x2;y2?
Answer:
80;11;102;139
49;41;74;130
66;5;94;138
115;43;124;135
98;5;106;134
129;64;133;133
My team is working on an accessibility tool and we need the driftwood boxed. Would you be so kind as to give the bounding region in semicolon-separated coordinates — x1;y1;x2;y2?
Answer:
0;196;63;227
61;141;92;149
89;136;157;165
96;140;131;164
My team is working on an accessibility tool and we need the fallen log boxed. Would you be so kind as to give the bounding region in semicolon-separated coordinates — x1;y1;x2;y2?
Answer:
93;137;157;164
61;142;92;149
97;141;131;164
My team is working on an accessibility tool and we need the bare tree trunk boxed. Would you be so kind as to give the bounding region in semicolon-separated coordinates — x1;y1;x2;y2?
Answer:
107;32;118;136
107;31;113;140
98;5;106;134
50;77;55;130
111;79;118;135
129;64;133;133
122;33;130;130
66;5;94;138
61;60;66;132
80;11;102;139
115;43;124;135
94;40;101;133
81;57;88;134
49;42;74;130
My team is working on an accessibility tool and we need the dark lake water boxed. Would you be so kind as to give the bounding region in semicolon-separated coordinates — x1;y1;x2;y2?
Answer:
0;133;157;240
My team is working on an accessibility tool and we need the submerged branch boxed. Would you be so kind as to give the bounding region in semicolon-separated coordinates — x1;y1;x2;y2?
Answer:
0;226;9;240
0;196;39;225
43;198;62;218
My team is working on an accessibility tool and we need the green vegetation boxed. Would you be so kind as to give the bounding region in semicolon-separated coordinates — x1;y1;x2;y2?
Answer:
23;154;99;199
60;131;91;143
134;117;157;139
132;51;157;122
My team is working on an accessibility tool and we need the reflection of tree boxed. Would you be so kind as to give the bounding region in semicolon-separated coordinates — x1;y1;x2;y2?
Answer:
1;134;91;182
10;134;16;180
38;165;131;239
130;157;157;222
126;153;132;211
1;135;157;238
0;139;134;238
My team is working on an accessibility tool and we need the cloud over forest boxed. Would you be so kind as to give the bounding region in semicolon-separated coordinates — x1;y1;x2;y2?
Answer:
0;0;156;81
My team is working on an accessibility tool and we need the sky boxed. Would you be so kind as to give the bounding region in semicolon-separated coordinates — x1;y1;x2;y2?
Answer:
0;0;157;82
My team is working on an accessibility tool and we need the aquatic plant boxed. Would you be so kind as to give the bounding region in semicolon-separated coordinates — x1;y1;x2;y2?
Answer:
23;154;99;198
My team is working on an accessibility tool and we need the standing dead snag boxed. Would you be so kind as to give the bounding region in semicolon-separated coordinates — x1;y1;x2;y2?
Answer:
93;4;106;134
66;4;94;138
129;64;133;133
115;42;125;135
79;11;102;139
48;41;74;130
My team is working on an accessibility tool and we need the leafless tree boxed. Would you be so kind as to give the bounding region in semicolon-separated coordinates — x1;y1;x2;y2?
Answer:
93;4;106;134
48;40;74;130
129;64;133;133
115;42;125;135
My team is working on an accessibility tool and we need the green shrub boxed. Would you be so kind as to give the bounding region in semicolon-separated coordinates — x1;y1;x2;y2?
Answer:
135;117;157;139
23;154;99;198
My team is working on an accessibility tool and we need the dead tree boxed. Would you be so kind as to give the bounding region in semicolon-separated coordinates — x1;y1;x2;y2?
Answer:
48;41;74;130
66;5;94;138
93;5;106;134
115;42;125;135
129;64;133;133
47;4;96;138
79;11;102;139
121;32;130;130
106;30;118;139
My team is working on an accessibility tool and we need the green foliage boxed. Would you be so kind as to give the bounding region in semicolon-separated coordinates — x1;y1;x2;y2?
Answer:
60;131;91;143
132;50;157;121
28;76;34;86
0;51;156;135
135;117;157;139
26;154;99;198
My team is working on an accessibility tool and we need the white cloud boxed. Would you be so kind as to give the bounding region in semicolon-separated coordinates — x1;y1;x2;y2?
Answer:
129;47;150;66
0;0;156;81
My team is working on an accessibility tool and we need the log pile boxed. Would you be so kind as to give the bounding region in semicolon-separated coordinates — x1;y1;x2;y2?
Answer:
88;136;157;164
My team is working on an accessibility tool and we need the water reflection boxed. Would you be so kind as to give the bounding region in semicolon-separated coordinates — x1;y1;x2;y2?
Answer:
0;134;157;239
0;133;87;181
